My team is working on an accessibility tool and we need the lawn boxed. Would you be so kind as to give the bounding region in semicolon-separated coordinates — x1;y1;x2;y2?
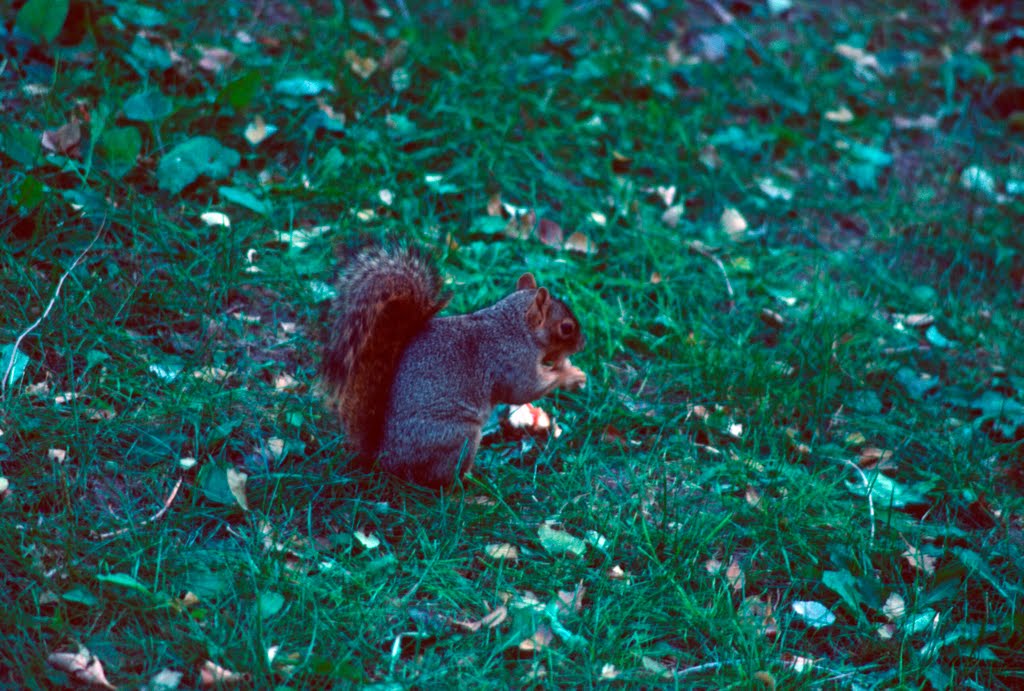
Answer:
2;0;1023;687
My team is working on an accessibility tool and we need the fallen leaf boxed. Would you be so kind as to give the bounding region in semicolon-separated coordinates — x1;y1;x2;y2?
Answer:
537;523;587;556
179;457;197;470
518;623;554;651
655;185;676;206
244;116;276;145
484;543;519;560
200;211;231;227
505;208;536;239
757;177;793;201
354;529;380;549
144;668;183;691
378;188;394;206
536;218;565;248
725;557;745;591
47;647;117;690
41;117;82;156
588;211;607;227
198;46;234;72
600;664;621;680
783;654;817;673
835;43;880;74
649;272;661;284
486;193;503;217
226;468;249;511
858;447;895;469
607;564;627;580
720;208;748;239
564;231;597;255
791;600;835;628
556;582;586;614
199;660;247;687
893;114;939;130
344;49;377;79
825;106;854;123
273;373;298;391
48;448;67;462
882;592;905;621
901;543;937;575
661;204;685;228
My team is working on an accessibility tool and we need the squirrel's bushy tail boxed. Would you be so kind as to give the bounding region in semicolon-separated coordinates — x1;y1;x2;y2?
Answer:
322;247;449;457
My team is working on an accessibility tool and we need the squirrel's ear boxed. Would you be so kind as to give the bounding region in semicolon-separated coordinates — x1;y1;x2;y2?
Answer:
516;273;538;290
525;287;550;329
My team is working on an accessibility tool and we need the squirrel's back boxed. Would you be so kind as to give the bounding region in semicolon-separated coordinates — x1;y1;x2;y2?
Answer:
321;247;449;457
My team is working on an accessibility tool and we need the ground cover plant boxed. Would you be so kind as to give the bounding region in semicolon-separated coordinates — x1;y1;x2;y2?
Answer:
2;0;1023;687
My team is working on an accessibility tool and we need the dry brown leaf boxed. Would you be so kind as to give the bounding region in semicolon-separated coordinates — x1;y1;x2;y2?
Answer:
564;231;597;255
649;272;661;284
518;623;554;651
536;218;565;248
893;114;939;130
455;604;508;632
486;193;503;217
655;185;676;206
754;670;777;689
47;648;117;690
199;660;248;687
835;43;880;73
607;564;627;580
505;208;536;239
274;373;298;391
48;448;67;462
882;592;905;621
344;49;378;79
600;663;621;680
556;582;586;614
661;204;684;228
198;46;235;72
720;208;748;239
226;468;249;511
859;447;895;469
725;557;745;592
745;486;762;509
484;543;519;560
244;116;271;145
901;543;937;575
903;313;935;328
41;117;82;156
825;106;854;123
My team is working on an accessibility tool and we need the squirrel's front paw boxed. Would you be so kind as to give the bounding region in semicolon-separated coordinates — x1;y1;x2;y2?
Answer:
556;359;587;390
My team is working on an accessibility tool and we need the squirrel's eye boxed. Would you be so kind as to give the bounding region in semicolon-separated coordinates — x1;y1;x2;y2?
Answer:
559;320;575;337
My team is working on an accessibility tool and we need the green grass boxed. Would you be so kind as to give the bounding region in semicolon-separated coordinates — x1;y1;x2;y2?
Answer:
2;0;1023;687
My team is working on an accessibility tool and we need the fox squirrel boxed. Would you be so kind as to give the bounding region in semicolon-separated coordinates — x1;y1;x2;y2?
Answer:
321;247;587;488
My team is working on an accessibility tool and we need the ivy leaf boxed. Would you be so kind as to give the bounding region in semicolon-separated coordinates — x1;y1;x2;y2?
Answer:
15;0;69;43
97;126;141;177
123;91;174;122
157;137;240;195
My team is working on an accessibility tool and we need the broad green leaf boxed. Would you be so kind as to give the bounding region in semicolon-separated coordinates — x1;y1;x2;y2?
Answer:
849;142;892;166
123;91;173;122
116;3;166;27
15;0;69;43
846;470;928;508
1;345;30;388
895;367;939;400
198;465;236;506
971;390;1024;421
130;35;173;71
97;573;152;595
62;587;99;607
157;136;240;194
1;123;42;167
218;186;270;215
16;175;46;211
97;126;141;177
274;77;335;96
821;569;862;614
218;70;262;109
258;591;286;619
537;523;586;556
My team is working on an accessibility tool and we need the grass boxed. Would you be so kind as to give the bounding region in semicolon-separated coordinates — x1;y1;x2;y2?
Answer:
2;0;1023;687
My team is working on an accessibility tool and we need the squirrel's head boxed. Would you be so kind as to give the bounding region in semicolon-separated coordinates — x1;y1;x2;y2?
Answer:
518;273;586;362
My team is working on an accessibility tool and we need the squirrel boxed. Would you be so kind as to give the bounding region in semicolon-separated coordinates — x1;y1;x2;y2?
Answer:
321;247;587;488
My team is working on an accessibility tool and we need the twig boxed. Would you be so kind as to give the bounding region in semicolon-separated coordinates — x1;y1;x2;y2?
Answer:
688;241;735;311
2;225;104;400
676;661;729;677
94;476;184;539
842;458;875;543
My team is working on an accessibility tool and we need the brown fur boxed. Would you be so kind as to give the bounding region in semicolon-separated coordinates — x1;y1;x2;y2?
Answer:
321;248;449;456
